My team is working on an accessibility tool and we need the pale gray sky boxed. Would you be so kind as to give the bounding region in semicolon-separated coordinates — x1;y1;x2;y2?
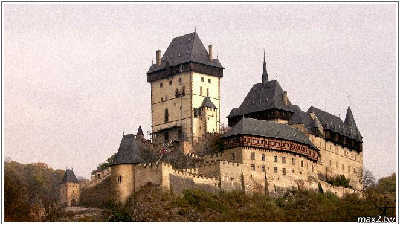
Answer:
4;3;397;180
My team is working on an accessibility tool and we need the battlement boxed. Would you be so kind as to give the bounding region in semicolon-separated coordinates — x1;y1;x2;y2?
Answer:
137;161;174;169
203;152;224;161
173;168;218;182
197;159;241;168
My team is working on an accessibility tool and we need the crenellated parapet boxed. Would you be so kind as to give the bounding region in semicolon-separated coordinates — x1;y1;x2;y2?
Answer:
203;152;224;161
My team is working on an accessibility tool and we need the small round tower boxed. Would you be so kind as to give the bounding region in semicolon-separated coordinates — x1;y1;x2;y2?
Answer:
111;134;146;204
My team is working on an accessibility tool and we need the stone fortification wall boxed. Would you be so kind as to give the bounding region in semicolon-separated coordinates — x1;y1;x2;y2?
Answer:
318;181;357;198
80;176;112;207
134;163;163;190
82;168;111;190
169;169;220;195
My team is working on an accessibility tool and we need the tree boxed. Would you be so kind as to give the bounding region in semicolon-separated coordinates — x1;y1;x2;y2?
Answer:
357;168;376;190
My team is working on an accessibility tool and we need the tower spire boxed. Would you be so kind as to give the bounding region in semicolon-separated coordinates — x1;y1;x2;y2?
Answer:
262;49;268;84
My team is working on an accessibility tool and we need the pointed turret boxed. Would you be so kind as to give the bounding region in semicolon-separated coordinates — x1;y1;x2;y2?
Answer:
137;126;144;135
137;126;144;139
344;106;356;126
262;50;268;84
344;106;362;140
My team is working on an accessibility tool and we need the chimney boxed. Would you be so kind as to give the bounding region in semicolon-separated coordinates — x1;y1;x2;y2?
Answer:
283;91;288;105
156;50;161;66
208;45;213;61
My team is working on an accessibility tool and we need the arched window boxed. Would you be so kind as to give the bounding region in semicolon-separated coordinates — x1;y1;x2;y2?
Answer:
164;108;169;123
182;86;186;96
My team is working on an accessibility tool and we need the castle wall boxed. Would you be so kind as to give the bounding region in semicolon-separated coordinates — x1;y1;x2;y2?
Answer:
310;135;363;190
80;176;112;207
219;146;320;194
60;182;80;207
169;170;220;195
133;163;163;190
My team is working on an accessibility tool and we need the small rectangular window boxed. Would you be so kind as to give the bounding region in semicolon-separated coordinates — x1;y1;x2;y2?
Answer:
179;78;182;83
301;160;303;167
251;152;255;160
200;86;203;96
283;168;286;175
161;97;163;102
274;167;277;173
292;158;295;165
251;164;255;171
274;155;277;162
282;157;286;164
160;83;163;88
201;77;204;82
208;79;211;83
262;154;265;161
262;165;265;172
169;80;172;85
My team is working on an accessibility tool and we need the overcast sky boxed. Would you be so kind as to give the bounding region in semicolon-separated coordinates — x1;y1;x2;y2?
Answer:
3;3;397;180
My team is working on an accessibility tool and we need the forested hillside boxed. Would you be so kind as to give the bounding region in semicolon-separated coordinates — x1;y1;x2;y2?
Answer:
4;161;66;221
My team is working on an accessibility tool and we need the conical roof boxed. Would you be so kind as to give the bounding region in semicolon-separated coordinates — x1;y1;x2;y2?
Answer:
61;169;79;183
200;97;217;109
344;107;362;141
112;134;146;165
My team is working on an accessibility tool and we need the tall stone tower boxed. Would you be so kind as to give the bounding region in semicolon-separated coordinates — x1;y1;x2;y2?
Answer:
147;32;224;150
59;168;80;207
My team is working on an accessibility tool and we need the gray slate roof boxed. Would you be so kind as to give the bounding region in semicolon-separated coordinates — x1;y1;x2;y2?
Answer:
223;118;316;148
112;134;146;165
61;169;79;183
289;109;315;129
148;32;223;74
227;80;300;118
200;97;217;109
307;106;362;141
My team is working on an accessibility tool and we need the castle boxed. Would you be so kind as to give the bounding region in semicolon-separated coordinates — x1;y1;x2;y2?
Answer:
61;32;363;206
